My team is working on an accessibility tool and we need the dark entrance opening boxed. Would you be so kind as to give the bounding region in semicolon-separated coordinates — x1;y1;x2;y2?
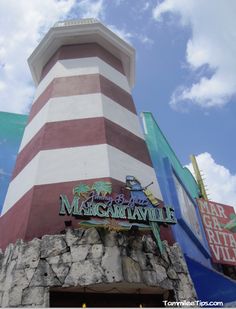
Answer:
50;291;168;307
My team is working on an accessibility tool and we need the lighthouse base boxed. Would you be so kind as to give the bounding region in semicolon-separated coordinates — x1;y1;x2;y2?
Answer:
0;228;196;307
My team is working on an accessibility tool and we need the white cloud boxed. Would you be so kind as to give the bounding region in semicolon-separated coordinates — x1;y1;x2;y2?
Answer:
153;0;236;109
75;0;104;19
0;0;76;114
0;0;105;114
142;2;150;11
114;0;124;6
138;35;154;45
107;24;133;44
106;25;154;47
186;153;236;210
0;168;10;177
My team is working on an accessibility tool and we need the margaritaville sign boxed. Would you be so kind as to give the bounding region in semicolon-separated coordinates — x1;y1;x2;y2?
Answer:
197;199;236;266
60;191;176;223
59;176;177;252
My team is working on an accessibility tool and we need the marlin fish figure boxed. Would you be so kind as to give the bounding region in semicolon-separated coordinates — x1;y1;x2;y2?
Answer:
125;175;164;253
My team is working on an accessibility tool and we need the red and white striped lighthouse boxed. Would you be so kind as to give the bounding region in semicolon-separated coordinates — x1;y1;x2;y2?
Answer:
0;19;163;249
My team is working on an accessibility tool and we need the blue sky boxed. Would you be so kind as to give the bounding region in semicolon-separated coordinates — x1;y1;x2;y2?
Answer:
0;0;235;208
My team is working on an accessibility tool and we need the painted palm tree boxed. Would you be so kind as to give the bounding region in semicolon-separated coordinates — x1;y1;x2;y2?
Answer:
92;181;112;196
221;213;236;233
73;183;91;198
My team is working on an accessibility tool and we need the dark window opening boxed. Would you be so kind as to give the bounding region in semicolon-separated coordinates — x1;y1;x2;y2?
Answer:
50;290;174;307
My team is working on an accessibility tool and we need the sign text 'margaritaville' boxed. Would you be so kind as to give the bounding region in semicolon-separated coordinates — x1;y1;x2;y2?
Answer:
59;193;176;224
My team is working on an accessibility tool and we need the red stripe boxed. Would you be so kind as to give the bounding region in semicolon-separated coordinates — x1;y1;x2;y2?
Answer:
0;178;124;250
13;118;152;179
41;43;125;80
0;189;33;250
29;74;136;123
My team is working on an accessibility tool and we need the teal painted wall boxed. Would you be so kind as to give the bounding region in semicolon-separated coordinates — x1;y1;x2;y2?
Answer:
142;112;200;199
0;112;27;213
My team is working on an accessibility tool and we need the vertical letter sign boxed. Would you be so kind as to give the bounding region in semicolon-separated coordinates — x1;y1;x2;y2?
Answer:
197;199;236;265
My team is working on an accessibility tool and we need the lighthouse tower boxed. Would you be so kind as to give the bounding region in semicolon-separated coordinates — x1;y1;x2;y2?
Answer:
0;19;162;249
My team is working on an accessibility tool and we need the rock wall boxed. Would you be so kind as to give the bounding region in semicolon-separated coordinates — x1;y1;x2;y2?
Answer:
0;228;196;307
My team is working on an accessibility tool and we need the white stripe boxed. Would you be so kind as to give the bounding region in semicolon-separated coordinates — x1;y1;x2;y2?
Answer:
34;57;130;101
108;146;162;199
2;145;162;215
19;93;144;151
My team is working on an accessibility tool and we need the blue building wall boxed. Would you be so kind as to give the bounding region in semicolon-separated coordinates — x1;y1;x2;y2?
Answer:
141;112;211;267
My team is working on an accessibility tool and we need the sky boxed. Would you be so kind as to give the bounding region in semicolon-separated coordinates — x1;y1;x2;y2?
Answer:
0;0;235;208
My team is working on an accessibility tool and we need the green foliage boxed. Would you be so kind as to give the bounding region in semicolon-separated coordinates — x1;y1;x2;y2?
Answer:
92;181;112;196
73;183;90;197
150;221;164;253
222;214;236;233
